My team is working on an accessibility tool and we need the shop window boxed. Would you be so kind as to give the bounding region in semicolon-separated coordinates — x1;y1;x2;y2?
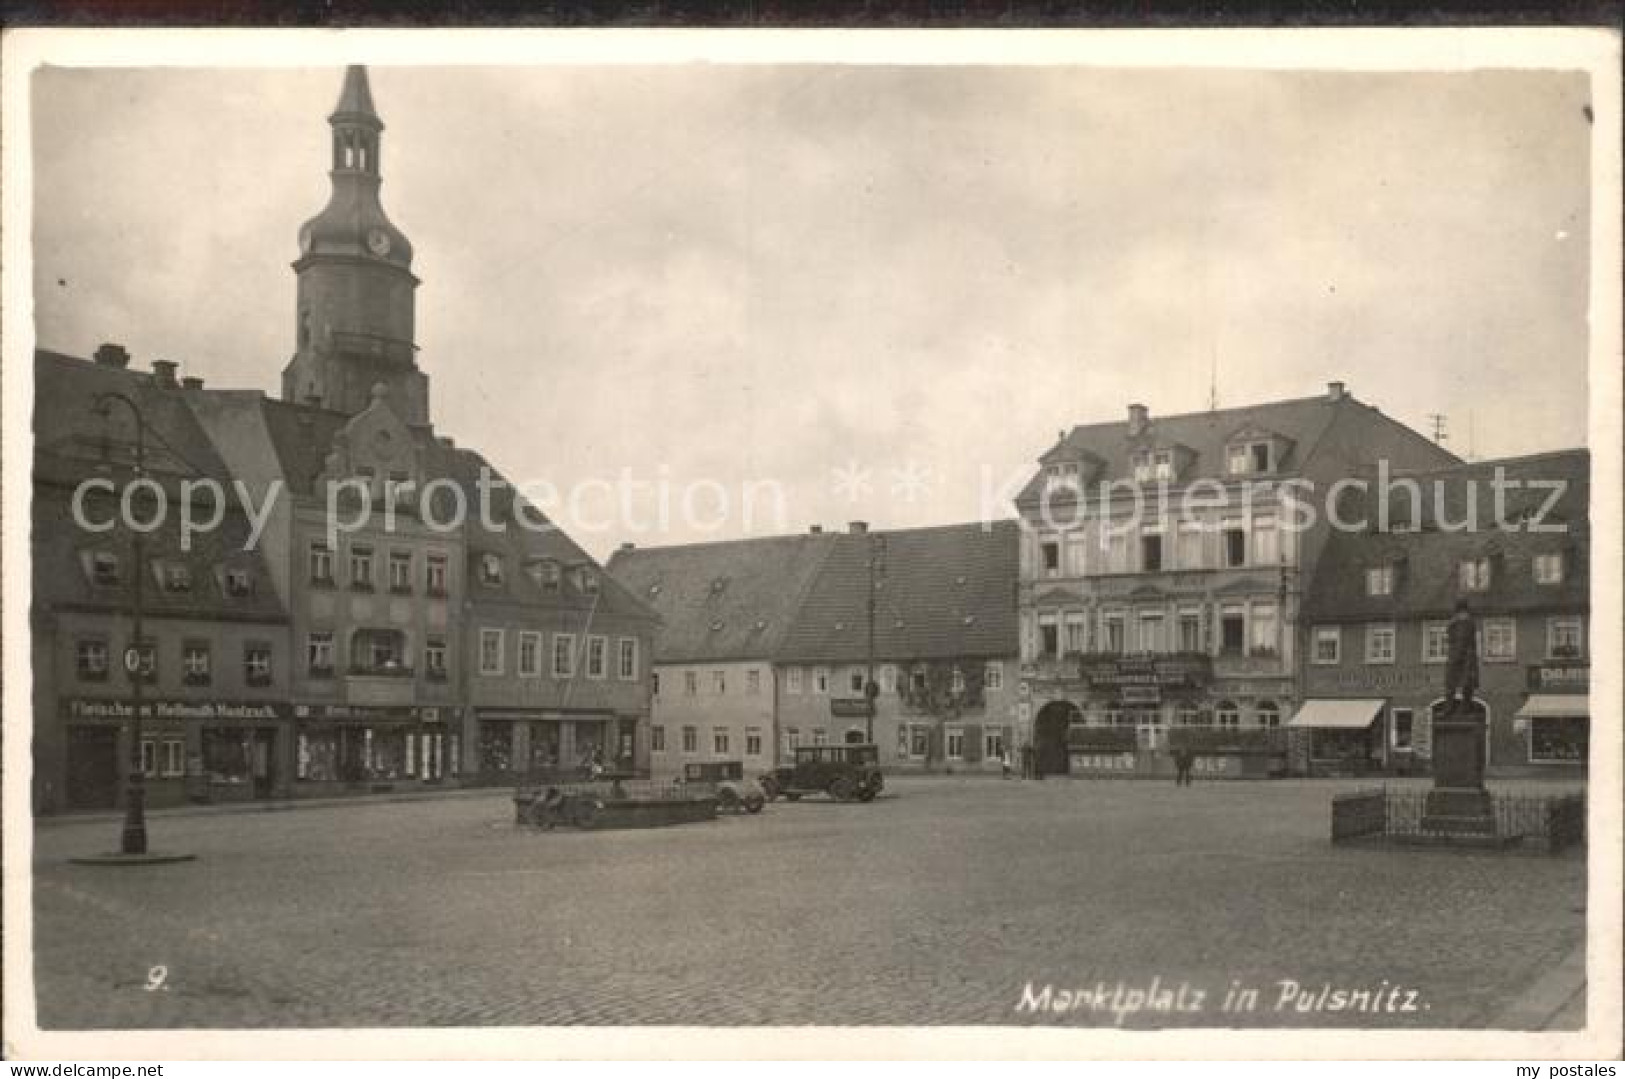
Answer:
1529;716;1587;764
1391;707;1414;750
478;722;513;774
203;729;251;784
75;639;109;681
946;728;965;760
183;641;212;686
297;731;340;781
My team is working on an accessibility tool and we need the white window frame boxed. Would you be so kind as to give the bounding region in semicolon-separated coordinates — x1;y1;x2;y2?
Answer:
1482;618;1517;662
684;670;698;696
651;725;666;753
479;628;505;675
517;631;543;678
747;668;762;695
945;726;965;760
551;633;577;678
1459;557;1492;592
984;661;1003;691
1421;621;1449;664
745;727;763;757
1365;565;1394;596
681;726;698;754
713;728;730;755
305;633;332;673
711;669;727;695
617;638;638;680
1547;616;1583;659
1364;623;1396;665
1533;552;1565;585
1312;626;1341;665
813;667;829;695
786;667;804;694
586;635;608;680
880;664;897;693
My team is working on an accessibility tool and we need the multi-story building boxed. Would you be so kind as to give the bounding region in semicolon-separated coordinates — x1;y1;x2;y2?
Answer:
34;66;657;805
1296;449;1590;778
32;347;292;812
1013;385;1459;778
774;520;1020;775
606;531;839;778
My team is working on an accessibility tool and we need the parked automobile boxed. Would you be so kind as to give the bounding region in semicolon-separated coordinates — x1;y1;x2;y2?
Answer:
682;760;766;814
762;744;884;803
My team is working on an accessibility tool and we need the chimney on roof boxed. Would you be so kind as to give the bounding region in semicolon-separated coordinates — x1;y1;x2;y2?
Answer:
1127;403;1149;437
181;375;204;391
848;521;869;534
93;343;130;369
1327;380;1347;403
151;360;178;388
809;524;823;534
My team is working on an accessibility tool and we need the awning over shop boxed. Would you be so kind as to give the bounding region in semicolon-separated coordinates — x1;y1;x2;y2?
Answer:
1516;694;1590;719
1287;699;1385;730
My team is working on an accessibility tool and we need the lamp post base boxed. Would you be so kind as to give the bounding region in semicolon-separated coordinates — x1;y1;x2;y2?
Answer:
70;851;197;866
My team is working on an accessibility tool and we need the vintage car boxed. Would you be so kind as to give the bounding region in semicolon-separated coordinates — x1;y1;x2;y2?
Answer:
761;744;885;803
682;760;766;814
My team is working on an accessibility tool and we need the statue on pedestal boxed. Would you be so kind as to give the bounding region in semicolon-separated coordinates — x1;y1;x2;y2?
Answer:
1443;598;1480;716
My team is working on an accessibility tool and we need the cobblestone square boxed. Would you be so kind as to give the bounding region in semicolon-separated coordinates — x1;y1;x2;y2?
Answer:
31;778;1584;1030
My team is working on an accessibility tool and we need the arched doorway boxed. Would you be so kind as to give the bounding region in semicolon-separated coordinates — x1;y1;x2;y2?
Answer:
1034;701;1082;777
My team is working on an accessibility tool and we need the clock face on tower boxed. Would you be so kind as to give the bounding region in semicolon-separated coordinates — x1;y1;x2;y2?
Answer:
366;228;392;257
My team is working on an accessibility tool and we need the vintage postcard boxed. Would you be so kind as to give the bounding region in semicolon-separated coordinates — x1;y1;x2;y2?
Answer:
2;27;1620;1061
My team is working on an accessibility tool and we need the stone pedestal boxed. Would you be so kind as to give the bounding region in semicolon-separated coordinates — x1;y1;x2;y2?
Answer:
1423;716;1497;838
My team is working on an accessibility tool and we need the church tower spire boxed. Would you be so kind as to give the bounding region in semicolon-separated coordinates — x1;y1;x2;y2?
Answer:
281;65;428;425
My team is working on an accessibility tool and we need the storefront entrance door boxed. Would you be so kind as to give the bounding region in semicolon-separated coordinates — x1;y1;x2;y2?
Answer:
252;729;275;798
67;727;120;809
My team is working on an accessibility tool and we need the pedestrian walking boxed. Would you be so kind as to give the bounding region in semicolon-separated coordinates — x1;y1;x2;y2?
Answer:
1173;746;1194;786
1000;746;1013;779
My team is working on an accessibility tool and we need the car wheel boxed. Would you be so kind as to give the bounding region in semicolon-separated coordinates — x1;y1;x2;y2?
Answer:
828;777;854;802
744;793;765;814
717;787;740;811
857;785;877;803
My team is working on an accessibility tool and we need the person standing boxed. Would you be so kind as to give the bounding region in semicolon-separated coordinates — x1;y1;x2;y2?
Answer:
1173;745;1194;786
1000;746;1013;779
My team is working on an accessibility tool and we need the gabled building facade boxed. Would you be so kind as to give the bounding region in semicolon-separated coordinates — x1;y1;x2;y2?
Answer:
1013;383;1460;779
1297;449;1590;778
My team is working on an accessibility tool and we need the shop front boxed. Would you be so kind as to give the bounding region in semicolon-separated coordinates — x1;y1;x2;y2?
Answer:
1517;662;1589;771
474;710;629;780
60;698;290;809
293;703;451;795
1287;698;1386;776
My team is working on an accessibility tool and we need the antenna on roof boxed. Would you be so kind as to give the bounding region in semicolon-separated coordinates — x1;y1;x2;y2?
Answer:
1208;343;1219;412
1427;413;1449;446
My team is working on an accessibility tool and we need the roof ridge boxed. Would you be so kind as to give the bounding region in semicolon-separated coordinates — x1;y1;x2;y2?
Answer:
1067;392;1331;437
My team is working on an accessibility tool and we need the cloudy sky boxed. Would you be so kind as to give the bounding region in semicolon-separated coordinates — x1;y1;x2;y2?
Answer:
29;59;1594;558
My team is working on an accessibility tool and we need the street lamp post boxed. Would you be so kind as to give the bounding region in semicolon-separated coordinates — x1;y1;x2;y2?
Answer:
865;534;887;743
96;391;150;856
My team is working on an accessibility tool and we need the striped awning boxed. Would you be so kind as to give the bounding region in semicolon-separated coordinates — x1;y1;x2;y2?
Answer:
1516;694;1589;719
1287;699;1385;730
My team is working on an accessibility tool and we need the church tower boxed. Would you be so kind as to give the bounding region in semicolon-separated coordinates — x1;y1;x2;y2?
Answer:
281;66;428;425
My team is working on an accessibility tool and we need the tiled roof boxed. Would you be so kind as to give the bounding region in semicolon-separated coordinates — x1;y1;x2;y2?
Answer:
1016;391;1453;503
606;533;839;662
774;520;1020;664
1303;449;1589;622
32;351;287;621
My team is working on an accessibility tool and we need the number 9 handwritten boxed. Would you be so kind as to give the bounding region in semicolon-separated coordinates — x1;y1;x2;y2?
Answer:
145;965;168;992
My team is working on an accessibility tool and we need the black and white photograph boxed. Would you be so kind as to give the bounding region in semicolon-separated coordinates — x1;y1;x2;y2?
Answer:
2;28;1620;1061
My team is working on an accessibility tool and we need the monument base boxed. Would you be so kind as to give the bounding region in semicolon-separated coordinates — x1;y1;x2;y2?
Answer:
1421;787;1498;837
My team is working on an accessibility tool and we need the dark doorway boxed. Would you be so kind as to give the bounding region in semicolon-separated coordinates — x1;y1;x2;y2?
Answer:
844;728;867;745
1034;701;1082;777
251;729;276;798
66;727;120;809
